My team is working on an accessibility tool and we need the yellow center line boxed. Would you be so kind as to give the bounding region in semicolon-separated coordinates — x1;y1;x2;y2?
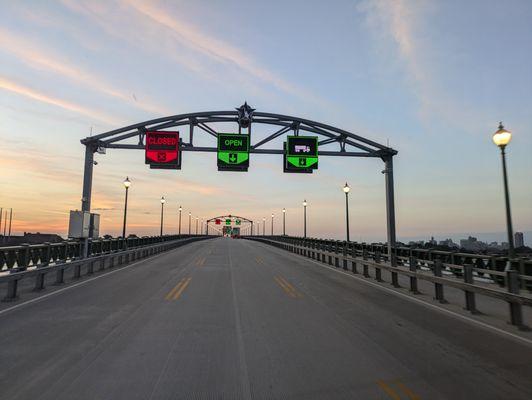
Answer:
395;380;421;400
377;380;402;400
274;276;296;298
173;277;192;300
165;278;186;300
278;275;303;298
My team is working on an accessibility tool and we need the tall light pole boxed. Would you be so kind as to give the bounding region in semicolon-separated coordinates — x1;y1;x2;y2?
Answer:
493;122;515;259
263;218;265;235
282;208;286;236
271;213;274;235
303;200;307;238
196;217;199;234
122;177;131;238
343;183;350;242
178;206;182;235
160;196;166;236
188;212;191;234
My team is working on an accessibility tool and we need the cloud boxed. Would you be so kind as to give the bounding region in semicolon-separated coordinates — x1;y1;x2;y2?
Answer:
0;76;120;125
359;1;428;100
60;0;325;106
358;0;485;129
0;27;171;116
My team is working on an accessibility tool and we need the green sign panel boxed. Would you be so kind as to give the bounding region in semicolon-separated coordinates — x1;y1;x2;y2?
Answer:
235;219;241;225
225;219;231;225
284;136;318;173
217;133;250;171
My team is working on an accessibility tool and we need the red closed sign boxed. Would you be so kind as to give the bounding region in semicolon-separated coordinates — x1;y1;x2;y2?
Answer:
215;219;221;225
145;131;181;169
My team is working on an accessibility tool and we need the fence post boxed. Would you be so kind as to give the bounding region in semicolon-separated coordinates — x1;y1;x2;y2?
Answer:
363;250;370;278
34;271;46;291
99;257;105;271
374;251;383;282
506;270;525;328
73;263;81;279
433;259;447;303
409;256;420;294
463;264;478;314
342;243;348;270
55;267;65;285
87;260;94;275
350;244;358;274
18;244;30;271
42;242;52;266
3;279;19;301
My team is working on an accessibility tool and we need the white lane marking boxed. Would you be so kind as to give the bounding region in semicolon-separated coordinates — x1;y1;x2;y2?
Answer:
0;249;180;317
257;242;532;347
227;240;253;400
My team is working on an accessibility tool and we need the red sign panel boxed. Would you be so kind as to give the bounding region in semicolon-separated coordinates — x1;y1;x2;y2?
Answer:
215;219;221;225
145;131;180;169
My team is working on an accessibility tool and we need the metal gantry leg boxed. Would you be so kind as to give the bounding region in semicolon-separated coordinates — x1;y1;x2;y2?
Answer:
383;155;399;287
81;144;95;258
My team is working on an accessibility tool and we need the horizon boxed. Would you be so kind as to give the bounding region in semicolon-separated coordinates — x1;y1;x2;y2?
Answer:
1;0;531;245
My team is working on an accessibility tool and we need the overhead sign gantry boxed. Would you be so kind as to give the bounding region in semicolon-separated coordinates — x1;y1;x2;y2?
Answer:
77;102;398;270
206;215;253;236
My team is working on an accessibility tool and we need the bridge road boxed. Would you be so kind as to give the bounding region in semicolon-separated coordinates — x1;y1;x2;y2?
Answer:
0;238;531;400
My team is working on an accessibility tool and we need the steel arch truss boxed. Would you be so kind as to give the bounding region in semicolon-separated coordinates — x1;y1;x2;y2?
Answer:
81;103;397;159
206;215;253;224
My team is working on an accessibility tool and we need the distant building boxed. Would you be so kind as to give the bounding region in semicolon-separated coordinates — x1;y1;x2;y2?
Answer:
428;236;437;246
460;236;488;252
515;232;524;248
439;238;458;248
3;232;64;246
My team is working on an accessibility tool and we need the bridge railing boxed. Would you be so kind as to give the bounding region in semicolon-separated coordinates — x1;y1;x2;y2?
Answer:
0;235;198;272
0;235;212;302
258;236;532;288
247;236;532;329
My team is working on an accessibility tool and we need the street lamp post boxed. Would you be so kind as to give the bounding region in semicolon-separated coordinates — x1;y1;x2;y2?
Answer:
196;217;199;234
122;177;131;238
188;212;191;234
178;206;182;235
271;213;274;235
160;196;166;236
493;122;515;260
303;200;307;238
282;208;286;236
343;183;350;242
263;218;265;236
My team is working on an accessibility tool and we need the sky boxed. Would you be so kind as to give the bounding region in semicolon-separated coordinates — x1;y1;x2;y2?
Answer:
0;0;531;245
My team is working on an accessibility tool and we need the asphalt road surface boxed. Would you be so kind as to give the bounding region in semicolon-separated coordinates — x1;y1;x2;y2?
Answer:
1;238;531;400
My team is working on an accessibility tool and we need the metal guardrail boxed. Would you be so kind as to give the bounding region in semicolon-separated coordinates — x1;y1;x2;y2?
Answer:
248;236;532;330
0;235;212;302
257;236;532;289
0;234;199;272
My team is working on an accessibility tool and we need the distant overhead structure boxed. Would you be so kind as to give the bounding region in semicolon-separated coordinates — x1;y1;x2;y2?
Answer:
206;215;254;236
77;103;398;269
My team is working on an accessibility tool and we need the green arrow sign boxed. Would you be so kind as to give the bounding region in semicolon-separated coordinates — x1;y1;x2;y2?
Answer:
235;219;241;225
225;219;231;225
284;136;318;173
218;133;250;171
